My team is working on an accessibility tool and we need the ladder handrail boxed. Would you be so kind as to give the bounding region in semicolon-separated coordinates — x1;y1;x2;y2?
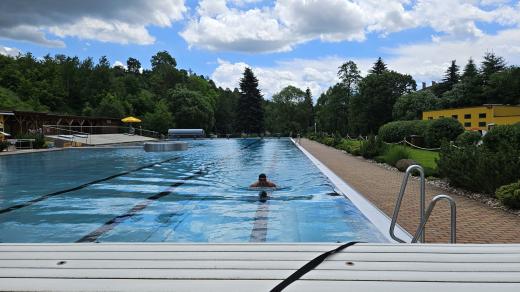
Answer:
412;194;457;243
389;164;426;243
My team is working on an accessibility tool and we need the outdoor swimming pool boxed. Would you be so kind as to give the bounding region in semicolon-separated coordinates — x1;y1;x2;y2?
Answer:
0;139;388;243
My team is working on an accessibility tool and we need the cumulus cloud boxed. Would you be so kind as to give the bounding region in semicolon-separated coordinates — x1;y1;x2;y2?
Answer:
212;26;520;99
182;0;520;53
0;0;186;47
0;45;21;57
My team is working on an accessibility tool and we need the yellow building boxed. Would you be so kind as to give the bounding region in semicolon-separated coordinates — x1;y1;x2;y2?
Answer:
422;105;520;131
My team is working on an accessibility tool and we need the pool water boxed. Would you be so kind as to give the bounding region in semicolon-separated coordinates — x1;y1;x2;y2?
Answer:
0;139;388;243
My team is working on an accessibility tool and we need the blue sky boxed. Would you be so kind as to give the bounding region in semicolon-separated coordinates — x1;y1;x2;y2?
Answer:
1;0;519;98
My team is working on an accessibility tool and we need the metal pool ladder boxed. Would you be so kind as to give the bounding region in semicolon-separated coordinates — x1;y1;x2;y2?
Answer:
389;165;457;243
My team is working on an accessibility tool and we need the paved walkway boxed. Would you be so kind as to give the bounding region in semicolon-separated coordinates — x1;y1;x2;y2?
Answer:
300;138;520;243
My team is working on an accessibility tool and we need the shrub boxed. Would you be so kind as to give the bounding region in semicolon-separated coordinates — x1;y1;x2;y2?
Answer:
455;131;482;147
437;143;520;194
359;135;386;159
384;146;410;167
395;159;418;172
378;120;431;143
425;118;464;148
321;136;335;147
483;124;520;151
0;140;9;151
336;139;361;154
496;180;520;209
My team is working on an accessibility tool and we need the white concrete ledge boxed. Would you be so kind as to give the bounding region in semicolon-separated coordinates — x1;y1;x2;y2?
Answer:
291;138;412;242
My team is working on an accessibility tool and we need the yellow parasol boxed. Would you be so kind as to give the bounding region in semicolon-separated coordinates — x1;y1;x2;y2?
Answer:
121;116;142;123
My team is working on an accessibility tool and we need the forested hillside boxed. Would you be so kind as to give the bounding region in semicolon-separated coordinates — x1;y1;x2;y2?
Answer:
0;51;236;134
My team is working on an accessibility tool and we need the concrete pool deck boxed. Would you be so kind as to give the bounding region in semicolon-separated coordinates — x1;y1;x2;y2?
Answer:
298;138;520;243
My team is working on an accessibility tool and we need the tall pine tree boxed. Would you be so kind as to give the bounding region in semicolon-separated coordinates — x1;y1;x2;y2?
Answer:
303;88;314;129
481;52;506;84
237;67;264;134
369;57;388;75
462;58;478;80
443;60;460;90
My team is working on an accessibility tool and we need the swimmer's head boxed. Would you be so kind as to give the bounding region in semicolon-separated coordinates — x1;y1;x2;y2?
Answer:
258;173;267;182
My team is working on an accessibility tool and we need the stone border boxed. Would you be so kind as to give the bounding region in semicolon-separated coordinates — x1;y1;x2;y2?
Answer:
291;138;412;243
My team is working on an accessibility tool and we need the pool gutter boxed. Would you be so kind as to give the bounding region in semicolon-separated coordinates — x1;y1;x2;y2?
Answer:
290;138;412;243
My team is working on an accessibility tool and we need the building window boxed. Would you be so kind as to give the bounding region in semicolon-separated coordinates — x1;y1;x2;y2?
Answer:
479;122;486;127
464;114;471;119
464;122;471;127
479;113;486;118
428;117;433;120
452;115;458;119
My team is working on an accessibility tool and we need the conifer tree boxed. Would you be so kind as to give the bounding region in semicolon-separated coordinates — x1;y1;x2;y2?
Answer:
462;58;478;80
237;67;264;134
481;52;506;84
443;60;460;89
303;88;314;128
369;57;388;75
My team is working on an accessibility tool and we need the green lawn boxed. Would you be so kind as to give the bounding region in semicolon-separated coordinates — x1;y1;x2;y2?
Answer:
403;146;439;169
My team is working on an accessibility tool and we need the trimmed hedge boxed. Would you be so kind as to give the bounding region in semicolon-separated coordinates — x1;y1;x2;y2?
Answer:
455;131;482;147
425;118;464;148
378;120;431;143
483;123;520;151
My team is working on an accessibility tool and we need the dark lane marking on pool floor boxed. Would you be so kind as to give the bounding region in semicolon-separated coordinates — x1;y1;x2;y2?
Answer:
78;139;264;243
250;200;269;242
0;156;181;215
76;170;204;243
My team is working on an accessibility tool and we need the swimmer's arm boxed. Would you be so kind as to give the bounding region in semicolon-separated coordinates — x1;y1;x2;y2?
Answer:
250;182;259;188
268;182;277;188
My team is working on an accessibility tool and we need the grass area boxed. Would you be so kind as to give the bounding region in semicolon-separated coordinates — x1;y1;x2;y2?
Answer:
405;146;439;170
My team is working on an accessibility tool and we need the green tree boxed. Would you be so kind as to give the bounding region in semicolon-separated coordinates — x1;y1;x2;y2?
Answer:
214;88;239;134
369;57;388;75
443;60;460;90
237;67;264;134
168;88;215;132
303;88;314;130
350;71;416;134
126;57;141;74
142;100;174;134
484;67;520;105
481;52;506;84
94;93;126;118
393;90;440;120
316;84;350;135
268;85;309;135
462;58;478;79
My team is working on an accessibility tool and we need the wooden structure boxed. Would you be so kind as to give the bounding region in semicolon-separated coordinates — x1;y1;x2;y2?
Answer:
0;243;519;291
0;109;122;136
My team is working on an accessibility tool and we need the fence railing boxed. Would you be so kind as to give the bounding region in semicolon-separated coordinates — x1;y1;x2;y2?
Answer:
43;125;161;146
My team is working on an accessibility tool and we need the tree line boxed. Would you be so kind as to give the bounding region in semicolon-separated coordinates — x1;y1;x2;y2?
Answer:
315;53;520;136
0;51;518;136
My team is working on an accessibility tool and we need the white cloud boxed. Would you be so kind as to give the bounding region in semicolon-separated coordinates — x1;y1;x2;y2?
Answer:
182;0;520;53
212;26;520;98
0;0;186;47
112;60;126;68
0;45;21;57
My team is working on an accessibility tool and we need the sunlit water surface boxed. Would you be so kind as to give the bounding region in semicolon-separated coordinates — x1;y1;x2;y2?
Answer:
0;139;387;243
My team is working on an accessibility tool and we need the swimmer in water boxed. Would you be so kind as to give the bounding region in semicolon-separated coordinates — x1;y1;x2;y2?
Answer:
250;173;277;188
250;173;276;201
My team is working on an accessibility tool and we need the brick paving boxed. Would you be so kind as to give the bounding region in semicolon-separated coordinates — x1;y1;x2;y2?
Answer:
300;138;520;243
